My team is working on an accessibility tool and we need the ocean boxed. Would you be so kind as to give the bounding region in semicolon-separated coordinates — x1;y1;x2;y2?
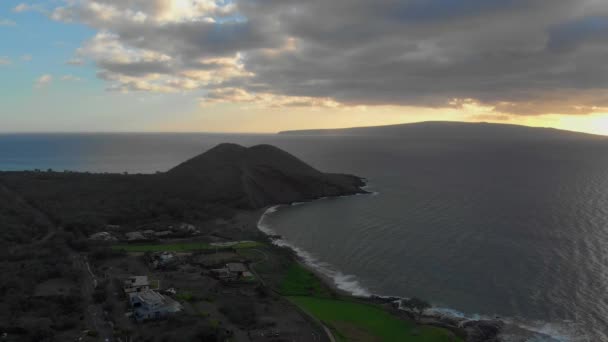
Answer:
1;133;607;341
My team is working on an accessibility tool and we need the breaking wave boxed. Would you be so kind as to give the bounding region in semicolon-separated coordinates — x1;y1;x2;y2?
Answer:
257;205;371;297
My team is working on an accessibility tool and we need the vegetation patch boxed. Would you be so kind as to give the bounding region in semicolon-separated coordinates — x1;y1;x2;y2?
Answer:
279;263;332;297
289;297;462;342
111;241;263;252
176;291;196;302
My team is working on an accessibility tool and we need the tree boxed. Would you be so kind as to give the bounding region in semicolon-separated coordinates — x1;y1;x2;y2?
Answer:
400;297;431;321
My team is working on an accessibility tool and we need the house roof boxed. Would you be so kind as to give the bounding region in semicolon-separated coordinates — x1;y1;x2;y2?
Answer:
132;289;182;310
226;263;247;272
137;289;165;305
125;275;149;287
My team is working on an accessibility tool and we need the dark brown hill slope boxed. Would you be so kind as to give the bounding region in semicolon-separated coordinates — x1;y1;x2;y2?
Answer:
166;143;365;208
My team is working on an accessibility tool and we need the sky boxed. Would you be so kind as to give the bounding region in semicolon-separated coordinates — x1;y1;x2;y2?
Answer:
2;0;608;134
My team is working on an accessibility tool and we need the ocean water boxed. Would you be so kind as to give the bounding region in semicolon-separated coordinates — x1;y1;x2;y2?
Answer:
1;133;607;341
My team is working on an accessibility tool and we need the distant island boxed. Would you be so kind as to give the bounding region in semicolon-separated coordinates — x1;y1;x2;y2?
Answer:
280;121;606;140
0;143;498;341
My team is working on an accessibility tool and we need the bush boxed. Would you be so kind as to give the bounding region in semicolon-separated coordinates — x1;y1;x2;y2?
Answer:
255;285;270;298
92;287;107;304
176;291;197;302
90;247;126;262
218;298;256;327
193;325;220;341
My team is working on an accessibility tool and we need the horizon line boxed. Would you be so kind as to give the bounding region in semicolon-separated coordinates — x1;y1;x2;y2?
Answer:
0;120;606;137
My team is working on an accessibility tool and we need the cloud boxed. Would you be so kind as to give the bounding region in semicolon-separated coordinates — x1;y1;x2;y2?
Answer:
13;4;29;12
0;57;11;66
67;58;85;65
42;0;608;115
35;74;53;88
61;75;82;82
547;17;608;52
202;87;342;108
468;114;512;122
0;19;16;26
13;3;43;13
21;54;32;62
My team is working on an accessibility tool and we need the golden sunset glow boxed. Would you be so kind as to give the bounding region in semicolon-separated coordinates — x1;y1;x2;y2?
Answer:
149;101;608;136
4;0;608;136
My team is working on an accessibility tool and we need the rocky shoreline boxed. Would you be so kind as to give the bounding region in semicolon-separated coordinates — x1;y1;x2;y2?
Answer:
369;295;504;342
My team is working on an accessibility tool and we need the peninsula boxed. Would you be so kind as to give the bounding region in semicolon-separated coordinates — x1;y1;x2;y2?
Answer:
0;143;475;341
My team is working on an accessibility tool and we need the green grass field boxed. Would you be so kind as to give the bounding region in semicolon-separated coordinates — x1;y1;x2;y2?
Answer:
111;241;263;252
278;263;461;342
289;297;462;342
279;263;333;297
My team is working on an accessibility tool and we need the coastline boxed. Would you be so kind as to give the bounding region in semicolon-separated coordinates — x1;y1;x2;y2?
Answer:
256;204;371;298
253;193;573;342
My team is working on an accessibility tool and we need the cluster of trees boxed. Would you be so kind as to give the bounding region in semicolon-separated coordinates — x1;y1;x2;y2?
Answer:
219;298;257;327
128;315;233;342
0;171;236;232
0;181;89;340
0;236;85;341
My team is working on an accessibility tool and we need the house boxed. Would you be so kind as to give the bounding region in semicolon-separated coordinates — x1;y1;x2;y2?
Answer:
125;231;147;241
124;276;150;294
211;267;233;280
226;263;247;277
148;252;178;270
88;232;118;241
211;263;253;281
154;230;173;238
129;289;182;322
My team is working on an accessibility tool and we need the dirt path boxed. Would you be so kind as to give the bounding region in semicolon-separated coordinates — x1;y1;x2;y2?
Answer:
248;248;269;286
76;255;114;341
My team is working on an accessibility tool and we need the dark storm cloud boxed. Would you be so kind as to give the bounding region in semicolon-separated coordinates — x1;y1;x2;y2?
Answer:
49;0;608;114
233;0;608;113
548;16;608;52
386;0;524;21
97;60;173;77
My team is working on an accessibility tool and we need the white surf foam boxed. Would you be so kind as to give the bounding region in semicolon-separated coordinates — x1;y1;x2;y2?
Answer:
499;317;585;342
427;307;582;342
257;204;372;297
257;196;581;342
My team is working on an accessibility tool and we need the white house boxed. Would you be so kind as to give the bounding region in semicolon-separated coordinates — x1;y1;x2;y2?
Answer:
129;289;182;322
